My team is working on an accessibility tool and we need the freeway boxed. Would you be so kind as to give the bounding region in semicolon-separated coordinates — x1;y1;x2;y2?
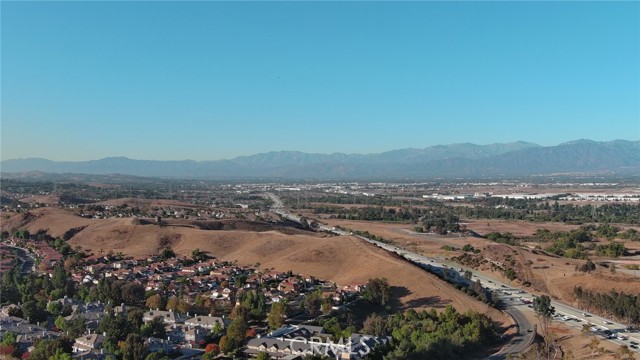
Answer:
356;236;640;354
266;193;535;357
266;193;640;356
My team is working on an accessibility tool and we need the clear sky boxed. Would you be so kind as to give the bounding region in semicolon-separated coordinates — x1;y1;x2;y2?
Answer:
1;1;639;161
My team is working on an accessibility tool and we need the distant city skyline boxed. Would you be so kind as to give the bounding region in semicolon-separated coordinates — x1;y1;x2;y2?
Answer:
2;1;638;161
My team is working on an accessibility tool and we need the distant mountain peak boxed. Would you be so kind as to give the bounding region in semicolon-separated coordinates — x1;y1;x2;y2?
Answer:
560;139;598;146
1;139;638;179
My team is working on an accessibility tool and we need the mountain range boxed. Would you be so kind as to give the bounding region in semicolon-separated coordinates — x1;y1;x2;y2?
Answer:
2;140;638;179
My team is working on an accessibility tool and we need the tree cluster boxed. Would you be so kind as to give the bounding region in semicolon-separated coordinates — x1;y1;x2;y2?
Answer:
484;232;519;246
594;242;627;257
364;306;498;360
458;201;640;224
573;287;640;326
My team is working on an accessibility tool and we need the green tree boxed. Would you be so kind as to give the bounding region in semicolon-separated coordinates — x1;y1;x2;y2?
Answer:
222;306;249;354
165;296;178;312
1;270;20;305
145;294;165;310
267;302;287;329
122;333;147;360
98;312;134;352
321;298;332;315
379;307;497;359
48;302;63;316
0;332;16;346
302;291;322;317
122;283;145;306
56;316;86;338
191;248;209;261
52;265;68;293
362;314;386;336
595;242;627;257
22;300;47;323
463;270;473;282
256;352;272;360
50;348;72;360
364;278;391;306
145;351;169;360
140;316;166;339
211;322;224;336
533;295;555;358
29;338;74;360
127;308;145;329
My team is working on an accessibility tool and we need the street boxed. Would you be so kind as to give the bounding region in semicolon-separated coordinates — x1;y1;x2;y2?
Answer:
266;192;640;356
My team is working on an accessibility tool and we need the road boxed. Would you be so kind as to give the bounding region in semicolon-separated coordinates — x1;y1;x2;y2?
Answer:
359;236;640;354
266;193;640;356
2;243;36;274
487;307;535;360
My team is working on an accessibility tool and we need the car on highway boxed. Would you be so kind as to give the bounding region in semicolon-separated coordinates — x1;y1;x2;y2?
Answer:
617;335;628;341
603;320;612;325
581;312;590;317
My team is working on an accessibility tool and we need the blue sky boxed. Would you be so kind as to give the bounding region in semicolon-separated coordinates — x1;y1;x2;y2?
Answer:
1;1;638;161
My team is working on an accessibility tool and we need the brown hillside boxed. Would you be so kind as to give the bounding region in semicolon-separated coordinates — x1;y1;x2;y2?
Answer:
1;207;94;237
318;218;640;314
19;195;62;204
2;208;505;321
71;225;501;317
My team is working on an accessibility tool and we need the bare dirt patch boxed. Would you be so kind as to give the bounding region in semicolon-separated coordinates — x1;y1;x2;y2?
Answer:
462;219;580;237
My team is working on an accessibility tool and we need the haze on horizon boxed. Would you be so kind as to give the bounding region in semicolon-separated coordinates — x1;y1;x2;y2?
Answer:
1;2;638;162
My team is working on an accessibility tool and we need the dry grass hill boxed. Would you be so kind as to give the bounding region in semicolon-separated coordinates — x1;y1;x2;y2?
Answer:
0;207;506;324
318;218;640;310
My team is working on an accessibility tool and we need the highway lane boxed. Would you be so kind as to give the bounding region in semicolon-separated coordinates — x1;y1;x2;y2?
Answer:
266;194;536;357
359;236;640;353
487;306;536;360
266;193;640;354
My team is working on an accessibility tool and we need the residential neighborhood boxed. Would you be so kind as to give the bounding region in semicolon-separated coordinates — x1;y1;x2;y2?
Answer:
0;233;380;360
